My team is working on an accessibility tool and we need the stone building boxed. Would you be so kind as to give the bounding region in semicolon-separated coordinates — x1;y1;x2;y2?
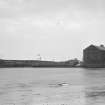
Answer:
83;44;105;67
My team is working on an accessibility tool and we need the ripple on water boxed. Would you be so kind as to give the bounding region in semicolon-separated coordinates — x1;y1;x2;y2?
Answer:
48;82;70;88
86;91;105;98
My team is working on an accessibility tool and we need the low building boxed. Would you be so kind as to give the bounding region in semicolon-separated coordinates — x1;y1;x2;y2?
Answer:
83;44;105;68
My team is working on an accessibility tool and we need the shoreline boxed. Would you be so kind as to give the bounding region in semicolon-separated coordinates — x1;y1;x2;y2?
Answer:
0;65;82;68
0;59;80;68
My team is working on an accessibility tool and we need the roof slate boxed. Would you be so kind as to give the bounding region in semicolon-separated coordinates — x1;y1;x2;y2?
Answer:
86;44;105;51
95;45;105;51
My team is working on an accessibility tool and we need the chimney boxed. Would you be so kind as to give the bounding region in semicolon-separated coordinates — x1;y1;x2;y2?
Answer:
100;44;104;47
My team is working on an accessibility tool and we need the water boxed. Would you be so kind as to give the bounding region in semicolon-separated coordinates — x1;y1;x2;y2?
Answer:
0;68;105;105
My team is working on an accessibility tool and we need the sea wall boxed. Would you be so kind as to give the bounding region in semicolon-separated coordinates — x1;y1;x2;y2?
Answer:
0;59;79;67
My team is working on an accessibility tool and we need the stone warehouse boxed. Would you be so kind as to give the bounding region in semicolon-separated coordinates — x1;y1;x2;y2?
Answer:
83;44;105;68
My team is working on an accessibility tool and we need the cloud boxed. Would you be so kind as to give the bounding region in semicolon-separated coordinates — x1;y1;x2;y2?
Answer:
0;0;105;35
0;0;105;59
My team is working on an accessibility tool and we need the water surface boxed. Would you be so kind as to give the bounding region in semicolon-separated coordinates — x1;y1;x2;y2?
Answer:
0;68;105;105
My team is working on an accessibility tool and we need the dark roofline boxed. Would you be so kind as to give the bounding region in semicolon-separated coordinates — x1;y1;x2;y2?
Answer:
84;44;105;51
95;45;105;51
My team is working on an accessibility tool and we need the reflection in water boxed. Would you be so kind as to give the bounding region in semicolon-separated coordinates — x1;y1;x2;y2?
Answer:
84;69;105;105
0;68;105;105
85;86;105;105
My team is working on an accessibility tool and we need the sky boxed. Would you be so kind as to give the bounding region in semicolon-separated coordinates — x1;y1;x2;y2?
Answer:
0;0;105;61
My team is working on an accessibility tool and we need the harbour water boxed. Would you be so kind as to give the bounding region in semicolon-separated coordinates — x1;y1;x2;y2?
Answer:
0;68;105;105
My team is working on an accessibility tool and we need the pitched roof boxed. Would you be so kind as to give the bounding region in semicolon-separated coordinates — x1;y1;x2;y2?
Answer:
95;45;105;51
86;44;105;51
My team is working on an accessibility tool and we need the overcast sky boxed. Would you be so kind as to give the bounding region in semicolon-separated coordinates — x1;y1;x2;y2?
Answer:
0;0;105;60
